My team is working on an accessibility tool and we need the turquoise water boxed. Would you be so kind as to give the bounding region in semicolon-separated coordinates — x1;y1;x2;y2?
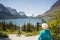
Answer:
0;18;42;26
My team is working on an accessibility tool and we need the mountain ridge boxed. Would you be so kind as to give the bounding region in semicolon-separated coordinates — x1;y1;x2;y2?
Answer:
0;4;28;19
37;0;60;19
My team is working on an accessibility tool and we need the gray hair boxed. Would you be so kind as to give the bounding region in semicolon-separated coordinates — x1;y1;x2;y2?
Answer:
42;23;48;30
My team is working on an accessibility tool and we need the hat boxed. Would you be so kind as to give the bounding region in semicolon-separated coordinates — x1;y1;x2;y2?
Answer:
42;23;48;30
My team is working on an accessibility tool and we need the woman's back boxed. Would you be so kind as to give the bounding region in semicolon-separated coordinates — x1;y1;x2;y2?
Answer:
38;30;52;40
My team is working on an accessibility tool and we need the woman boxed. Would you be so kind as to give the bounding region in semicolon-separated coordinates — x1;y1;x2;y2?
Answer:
17;26;21;37
38;23;52;40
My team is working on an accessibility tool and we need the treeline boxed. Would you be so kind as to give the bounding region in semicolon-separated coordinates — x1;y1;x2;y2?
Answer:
0;21;41;37
0;21;18;38
21;22;41;32
47;10;60;40
0;21;17;32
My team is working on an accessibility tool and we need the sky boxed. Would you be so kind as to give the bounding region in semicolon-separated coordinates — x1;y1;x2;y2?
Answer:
0;0;57;17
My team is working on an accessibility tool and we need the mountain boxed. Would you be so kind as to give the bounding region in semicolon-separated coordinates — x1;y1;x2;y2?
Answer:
0;4;16;19
18;12;28;18
51;0;60;11
7;7;20;18
28;14;34;18
0;4;28;19
37;0;60;19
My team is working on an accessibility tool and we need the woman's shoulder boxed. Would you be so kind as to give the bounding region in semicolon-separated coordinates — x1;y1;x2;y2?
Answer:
40;30;50;33
40;30;45;33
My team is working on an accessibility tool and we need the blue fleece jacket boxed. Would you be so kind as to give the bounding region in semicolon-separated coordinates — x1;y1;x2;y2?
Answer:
38;30;52;40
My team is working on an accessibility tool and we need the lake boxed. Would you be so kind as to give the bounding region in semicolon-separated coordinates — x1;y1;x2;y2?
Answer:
0;18;42;26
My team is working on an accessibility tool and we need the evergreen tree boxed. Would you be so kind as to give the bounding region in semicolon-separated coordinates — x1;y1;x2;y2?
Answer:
21;23;26;31
36;22;40;31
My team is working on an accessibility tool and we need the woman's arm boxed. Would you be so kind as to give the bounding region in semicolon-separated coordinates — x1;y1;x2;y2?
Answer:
38;31;43;40
49;32;53;40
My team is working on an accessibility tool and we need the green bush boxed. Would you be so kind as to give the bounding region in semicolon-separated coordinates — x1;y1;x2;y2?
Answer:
22;31;40;36
0;32;8;38
47;10;60;40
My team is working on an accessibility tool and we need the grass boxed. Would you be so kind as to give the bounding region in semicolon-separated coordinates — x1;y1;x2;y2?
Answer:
22;31;40;36
0;31;8;38
0;30;18;38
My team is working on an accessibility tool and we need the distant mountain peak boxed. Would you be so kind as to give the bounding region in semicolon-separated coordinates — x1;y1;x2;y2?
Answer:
18;12;25;16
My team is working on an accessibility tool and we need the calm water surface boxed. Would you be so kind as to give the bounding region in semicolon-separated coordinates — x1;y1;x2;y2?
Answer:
0;18;42;26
